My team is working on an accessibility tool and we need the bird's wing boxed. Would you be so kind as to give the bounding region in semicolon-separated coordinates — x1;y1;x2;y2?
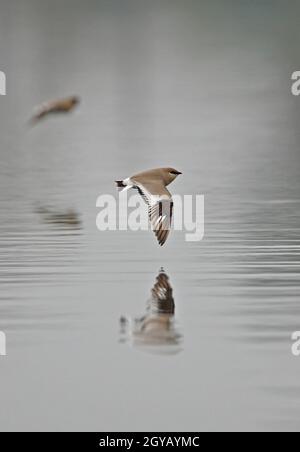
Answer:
133;179;174;246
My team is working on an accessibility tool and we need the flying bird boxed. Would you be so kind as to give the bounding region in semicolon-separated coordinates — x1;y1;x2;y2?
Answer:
115;167;182;246
29;95;80;125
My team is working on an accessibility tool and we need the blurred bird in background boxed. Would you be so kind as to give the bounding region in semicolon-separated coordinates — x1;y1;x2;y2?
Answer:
29;95;80;126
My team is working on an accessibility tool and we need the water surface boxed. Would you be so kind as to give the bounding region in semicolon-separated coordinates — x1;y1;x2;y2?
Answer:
0;0;300;432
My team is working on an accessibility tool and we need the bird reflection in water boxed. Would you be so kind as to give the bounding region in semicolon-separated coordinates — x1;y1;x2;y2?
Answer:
120;268;182;355
35;206;82;228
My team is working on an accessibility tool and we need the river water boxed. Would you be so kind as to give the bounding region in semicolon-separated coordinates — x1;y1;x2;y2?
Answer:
0;0;300;431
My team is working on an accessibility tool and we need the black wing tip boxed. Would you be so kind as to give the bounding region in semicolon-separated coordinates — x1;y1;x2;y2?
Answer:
157;232;168;246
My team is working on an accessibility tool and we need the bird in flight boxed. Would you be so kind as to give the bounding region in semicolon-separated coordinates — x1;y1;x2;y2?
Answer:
115;167;182;246
29;95;80;125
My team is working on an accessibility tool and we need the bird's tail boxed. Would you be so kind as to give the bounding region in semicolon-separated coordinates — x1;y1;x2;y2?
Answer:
27;116;39;128
115;180;125;188
28;111;46;128
115;180;129;192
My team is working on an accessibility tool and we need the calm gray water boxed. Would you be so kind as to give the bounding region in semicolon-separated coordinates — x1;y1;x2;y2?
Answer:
1;0;300;432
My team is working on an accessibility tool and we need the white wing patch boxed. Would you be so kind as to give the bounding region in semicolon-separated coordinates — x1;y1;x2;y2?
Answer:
135;182;174;246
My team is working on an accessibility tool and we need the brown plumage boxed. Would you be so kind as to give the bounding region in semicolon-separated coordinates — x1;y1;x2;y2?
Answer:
115;167;182;246
29;95;80;125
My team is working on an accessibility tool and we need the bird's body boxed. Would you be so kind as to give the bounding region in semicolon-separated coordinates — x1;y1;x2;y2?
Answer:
116;167;182;246
30;95;80;125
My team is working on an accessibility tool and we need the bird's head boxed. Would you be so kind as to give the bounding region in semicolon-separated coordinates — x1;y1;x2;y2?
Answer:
71;96;80;106
162;167;182;185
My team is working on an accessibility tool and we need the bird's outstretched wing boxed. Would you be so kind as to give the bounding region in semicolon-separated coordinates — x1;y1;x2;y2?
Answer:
133;180;174;246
